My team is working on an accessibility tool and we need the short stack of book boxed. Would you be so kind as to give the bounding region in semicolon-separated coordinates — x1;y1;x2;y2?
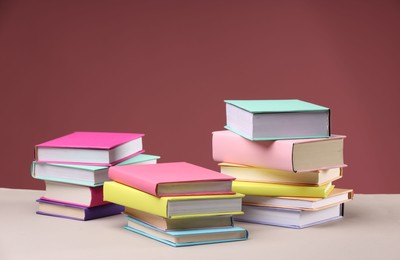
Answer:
212;99;354;228
32;131;160;221
103;162;248;246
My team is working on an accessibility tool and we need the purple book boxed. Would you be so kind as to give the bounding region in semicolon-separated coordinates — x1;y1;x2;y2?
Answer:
36;198;124;221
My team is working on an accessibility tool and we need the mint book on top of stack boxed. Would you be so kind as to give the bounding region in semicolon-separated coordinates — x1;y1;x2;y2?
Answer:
32;131;160;221
104;162;248;247
212;99;353;229
225;99;330;141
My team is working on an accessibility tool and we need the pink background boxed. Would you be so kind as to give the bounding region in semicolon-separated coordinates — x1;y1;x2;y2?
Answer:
1;0;399;193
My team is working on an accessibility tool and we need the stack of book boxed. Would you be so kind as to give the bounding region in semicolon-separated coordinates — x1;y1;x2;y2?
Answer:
31;131;160;221
212;99;354;229
103;162;248;246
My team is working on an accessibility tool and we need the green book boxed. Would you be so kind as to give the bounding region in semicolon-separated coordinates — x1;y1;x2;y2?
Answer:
225;99;330;140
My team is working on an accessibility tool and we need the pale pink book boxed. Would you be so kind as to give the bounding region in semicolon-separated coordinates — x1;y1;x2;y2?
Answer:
212;130;346;173
108;162;235;197
35;132;144;166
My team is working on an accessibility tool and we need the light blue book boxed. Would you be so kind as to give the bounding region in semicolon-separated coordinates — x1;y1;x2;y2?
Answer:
124;216;248;247
31;154;160;187
225;99;330;140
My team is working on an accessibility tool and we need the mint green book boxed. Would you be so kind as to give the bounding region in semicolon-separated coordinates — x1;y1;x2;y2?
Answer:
31;154;160;187
224;99;330;140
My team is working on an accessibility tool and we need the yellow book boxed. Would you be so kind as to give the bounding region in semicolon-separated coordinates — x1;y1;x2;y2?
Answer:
104;181;244;219
232;181;334;198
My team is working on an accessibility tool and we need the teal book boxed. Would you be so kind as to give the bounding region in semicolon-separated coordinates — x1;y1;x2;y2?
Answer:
225;99;330;140
31;154;160;187
124;216;248;247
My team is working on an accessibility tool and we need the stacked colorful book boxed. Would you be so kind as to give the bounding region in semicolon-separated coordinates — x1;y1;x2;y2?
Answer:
212;99;354;228
31;131;160;221
103;162;248;246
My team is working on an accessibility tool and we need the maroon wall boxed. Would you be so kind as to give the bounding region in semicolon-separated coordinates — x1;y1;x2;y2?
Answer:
1;0;399;193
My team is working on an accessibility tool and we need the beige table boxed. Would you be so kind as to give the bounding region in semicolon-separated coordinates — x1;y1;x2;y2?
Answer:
1;188;399;260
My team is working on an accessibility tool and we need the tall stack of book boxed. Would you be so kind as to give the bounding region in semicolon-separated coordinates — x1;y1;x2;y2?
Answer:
212;100;354;228
103;162;248;246
31;131;160;221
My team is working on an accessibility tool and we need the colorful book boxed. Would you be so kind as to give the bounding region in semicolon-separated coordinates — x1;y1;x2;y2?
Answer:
235;204;344;229
124;216;248;247
36;198;123;221
225;99;330;140
124;207;234;231
34;131;144;166
212;130;346;172
41;181;107;207
31;154;160;187
104;181;244;219
242;188;353;210
109;162;235;197
232;181;334;198
219;163;343;186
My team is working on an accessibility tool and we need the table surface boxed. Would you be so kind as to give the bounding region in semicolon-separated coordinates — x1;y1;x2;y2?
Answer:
1;188;399;260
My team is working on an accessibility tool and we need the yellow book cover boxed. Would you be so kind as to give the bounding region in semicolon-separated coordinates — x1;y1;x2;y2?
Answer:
104;181;244;218
232;181;334;198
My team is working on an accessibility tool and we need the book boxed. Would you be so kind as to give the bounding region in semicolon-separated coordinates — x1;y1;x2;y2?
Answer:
36;198;123;221
232;181;334;198
225;99;330;140
219;163;343;186
124;216;248;247
235;204;344;229
104;181;244;218
242;188;354;210
124;207;234;231
41;181;107;207
109;162;235;197
34;131;144;166
212;130;346;172
31;154;160;187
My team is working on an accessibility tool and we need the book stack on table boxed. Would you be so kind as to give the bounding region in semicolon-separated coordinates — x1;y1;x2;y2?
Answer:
103;162;248;247
31;131;160;221
212;100;354;228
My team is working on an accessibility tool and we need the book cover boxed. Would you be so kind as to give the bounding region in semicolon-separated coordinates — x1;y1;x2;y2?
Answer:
31;154;160;187
212;130;346;172
42;181;107;207
235;204;344;229
242;188;354;210
232;181;335;198
109;162;235;197
124;216;248;247
34;131;144;166
104;181;244;219
225;99;330;140
36;198;124;221
219;163;343;186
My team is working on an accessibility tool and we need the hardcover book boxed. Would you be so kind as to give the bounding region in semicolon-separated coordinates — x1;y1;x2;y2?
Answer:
109;162;235;197
41;181;107;207
232;181;335;198
104;181;244;219
31;154;160;187
242;188;353;210
225;99;330;140
36;198;123;221
235;204;344;229
124;216;248;247
34;131;144;166
124;207;234;231
212;130;346;172
219;163;343;186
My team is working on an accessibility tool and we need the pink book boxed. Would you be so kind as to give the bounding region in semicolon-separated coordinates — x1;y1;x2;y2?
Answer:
212;130;346;173
108;162;235;197
35;132;144;166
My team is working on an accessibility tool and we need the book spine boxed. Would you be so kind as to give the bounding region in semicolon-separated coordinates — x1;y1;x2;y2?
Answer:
84;204;124;220
212;131;294;171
